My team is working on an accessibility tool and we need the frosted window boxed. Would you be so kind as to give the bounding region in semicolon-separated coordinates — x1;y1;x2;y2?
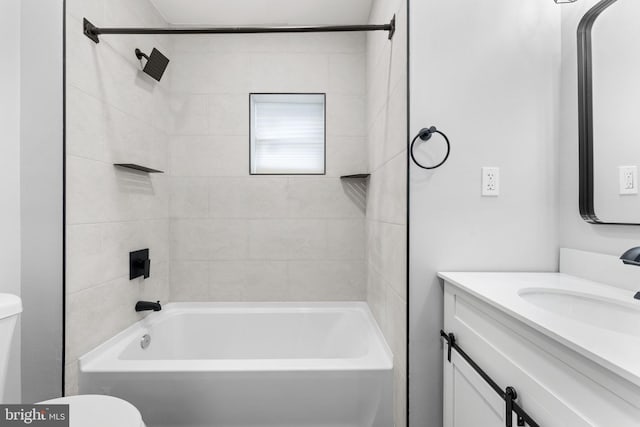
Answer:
250;94;326;174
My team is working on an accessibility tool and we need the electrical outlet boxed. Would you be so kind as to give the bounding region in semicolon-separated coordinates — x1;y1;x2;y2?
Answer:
619;166;638;195
482;167;500;196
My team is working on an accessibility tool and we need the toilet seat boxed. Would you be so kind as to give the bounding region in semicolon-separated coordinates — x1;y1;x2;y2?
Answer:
39;395;145;427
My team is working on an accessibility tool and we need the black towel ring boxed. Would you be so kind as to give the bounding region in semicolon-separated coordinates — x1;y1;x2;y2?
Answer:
410;126;451;170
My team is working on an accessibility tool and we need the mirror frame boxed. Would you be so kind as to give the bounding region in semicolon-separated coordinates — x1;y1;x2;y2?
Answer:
576;0;639;225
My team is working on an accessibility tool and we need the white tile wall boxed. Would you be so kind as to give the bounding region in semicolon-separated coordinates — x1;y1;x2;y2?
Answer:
248;219;327;260
169;177;209;218
288;261;365;300
327;95;367;136
241;261;290;301
248;53;329;93
207;94;249;136
208;261;247;300
325;136;368;177
168;33;368;303
329;54;366;96
288;179;365;218
170;219;249;260
65;0;171;395
366;0;408;426
170;94;209;135
169;135;248;176
170;53;250;94
207;178;289;219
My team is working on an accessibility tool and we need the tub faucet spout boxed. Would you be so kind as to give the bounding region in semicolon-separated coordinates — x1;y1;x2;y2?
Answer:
135;300;162;312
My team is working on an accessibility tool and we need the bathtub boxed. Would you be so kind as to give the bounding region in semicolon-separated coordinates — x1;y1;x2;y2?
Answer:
78;302;393;427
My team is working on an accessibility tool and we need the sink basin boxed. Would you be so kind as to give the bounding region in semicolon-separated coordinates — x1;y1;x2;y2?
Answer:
518;288;640;338
0;293;22;320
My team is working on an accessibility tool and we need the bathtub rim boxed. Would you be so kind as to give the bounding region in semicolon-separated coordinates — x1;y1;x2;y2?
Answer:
79;301;393;373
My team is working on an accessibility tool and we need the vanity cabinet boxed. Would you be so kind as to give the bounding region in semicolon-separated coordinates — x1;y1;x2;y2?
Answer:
442;279;640;427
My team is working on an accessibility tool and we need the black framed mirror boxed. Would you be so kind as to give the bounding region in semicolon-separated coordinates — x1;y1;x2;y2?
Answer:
578;0;640;225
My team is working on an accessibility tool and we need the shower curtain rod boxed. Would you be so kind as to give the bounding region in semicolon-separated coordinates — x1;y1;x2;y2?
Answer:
83;16;396;44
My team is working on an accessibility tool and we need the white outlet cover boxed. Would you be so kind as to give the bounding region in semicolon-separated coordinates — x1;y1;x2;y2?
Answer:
482;167;500;197
619;166;638;195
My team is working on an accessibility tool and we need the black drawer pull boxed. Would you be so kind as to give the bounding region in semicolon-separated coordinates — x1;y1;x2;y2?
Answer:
441;330;540;427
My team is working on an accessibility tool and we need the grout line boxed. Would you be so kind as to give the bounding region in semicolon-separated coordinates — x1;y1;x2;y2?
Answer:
66;83;169;132
369;147;408;174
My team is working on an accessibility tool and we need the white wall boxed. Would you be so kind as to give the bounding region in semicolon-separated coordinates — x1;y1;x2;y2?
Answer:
20;0;64;402
168;34;367;302
560;0;640;250
0;0;22;404
366;0;408;425
65;0;172;395
409;1;561;425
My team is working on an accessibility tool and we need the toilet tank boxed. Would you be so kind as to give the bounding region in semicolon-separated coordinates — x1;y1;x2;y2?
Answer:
0;294;22;403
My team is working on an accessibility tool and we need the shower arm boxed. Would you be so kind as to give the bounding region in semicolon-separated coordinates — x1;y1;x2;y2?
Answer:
83;15;396;44
134;49;149;61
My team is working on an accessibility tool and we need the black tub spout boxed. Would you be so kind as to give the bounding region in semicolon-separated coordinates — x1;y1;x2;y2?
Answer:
135;300;162;312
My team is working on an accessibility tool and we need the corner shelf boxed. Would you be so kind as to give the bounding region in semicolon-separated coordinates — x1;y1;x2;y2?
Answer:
340;174;370;179
114;164;164;174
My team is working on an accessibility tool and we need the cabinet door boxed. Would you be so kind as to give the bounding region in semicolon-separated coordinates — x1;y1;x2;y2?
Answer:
444;347;517;427
444;284;640;427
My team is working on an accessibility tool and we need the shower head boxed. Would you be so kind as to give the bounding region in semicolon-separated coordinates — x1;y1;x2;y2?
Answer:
135;48;169;82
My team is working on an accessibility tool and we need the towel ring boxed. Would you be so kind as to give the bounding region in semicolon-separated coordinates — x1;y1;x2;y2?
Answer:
410;126;451;170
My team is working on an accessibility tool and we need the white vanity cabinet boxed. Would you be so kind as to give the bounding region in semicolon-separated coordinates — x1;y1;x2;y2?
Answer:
441;273;640;427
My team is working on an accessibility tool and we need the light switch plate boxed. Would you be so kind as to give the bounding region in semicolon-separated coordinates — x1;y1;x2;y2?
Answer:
619;166;638;195
482;167;500;196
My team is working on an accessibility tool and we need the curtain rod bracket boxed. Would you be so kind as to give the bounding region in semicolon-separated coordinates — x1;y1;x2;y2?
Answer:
388;15;396;40
84;18;100;43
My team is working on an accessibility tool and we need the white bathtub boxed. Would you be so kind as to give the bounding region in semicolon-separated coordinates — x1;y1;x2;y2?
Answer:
78;302;393;427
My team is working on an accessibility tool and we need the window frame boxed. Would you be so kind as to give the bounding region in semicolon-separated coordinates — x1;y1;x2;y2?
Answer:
249;92;327;176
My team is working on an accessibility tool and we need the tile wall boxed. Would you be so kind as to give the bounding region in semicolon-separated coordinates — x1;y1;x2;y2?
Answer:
168;33;369;302
366;0;408;426
65;0;172;394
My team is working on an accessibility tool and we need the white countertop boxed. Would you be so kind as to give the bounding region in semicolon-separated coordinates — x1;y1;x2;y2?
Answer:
438;272;640;388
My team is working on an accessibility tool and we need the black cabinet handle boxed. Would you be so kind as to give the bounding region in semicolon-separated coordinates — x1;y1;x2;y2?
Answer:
441;330;540;427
